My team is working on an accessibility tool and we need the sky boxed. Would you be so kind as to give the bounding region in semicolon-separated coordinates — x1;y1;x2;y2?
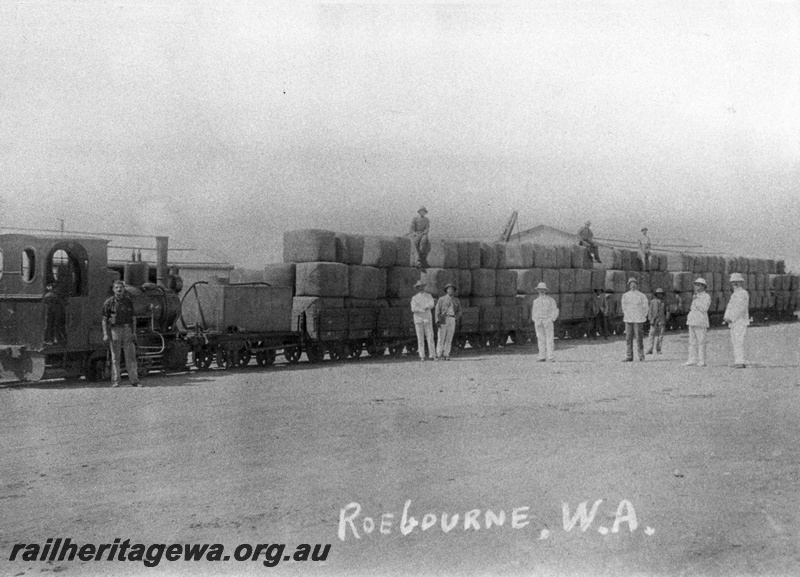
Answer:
1;1;798;270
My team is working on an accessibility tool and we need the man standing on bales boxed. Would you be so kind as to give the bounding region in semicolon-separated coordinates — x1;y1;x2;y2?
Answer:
724;272;750;369
410;280;436;361
621;277;649;362
578;220;602;264
531;282;559;362
638;227;652;271
409;206;430;269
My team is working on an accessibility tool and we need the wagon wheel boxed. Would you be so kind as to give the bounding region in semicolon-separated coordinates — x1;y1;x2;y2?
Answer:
86;356;110;382
305;341;325;363
328;342;346;361
406;341;418;355
193;347;214;370
468;335;483;350
216;347;234;370
554;325;567;340
388;344;404;357
255;348;276;367
284;347;302;364
347;341;364;360
495;331;509;347
366;341;386;357
237;347;252;367
455;334;468;349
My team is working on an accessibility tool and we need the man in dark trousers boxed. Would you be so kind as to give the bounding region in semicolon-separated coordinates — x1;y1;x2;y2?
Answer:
409;206;431;269
578;221;601;263
102;280;140;387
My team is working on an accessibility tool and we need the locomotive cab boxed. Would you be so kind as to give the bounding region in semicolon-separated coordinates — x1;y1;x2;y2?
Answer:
0;234;110;382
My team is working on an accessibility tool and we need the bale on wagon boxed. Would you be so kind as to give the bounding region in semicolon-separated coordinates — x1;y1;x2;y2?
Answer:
284;229;337;263
295;262;349;297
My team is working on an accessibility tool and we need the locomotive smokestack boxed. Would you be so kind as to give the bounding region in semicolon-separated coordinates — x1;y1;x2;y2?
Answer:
156;236;169;288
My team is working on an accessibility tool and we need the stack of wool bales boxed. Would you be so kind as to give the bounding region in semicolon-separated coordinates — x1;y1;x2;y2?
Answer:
272;230;798;338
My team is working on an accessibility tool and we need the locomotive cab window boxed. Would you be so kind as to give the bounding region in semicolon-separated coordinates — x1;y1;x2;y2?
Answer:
21;248;36;283
48;248;87;297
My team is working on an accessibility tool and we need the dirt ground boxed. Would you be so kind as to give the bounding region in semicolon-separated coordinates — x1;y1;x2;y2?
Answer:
2;322;800;577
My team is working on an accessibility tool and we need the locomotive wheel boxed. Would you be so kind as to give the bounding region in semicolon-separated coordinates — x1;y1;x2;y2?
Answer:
284;347;301;364
347;341;363;360
328;343;346;361
366;342;386;357
216;348;234;370
255;348;276;367
193;347;214;371
306;342;325;364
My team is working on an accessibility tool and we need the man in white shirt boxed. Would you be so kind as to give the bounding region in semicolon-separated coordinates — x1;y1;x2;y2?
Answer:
621;277;649;362
531;282;559;362
410;280;436;361
638;227;652;272
723;272;750;369
686;278;711;367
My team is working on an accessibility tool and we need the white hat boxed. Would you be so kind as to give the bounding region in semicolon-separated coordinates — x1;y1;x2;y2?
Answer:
414;280;426;288
535;282;549;291
627;277;639;286
729;272;745;283
694;278;707;286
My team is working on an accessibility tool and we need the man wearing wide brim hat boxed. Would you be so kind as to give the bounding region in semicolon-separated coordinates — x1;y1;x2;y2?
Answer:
577;221;602;264
410;279;436;361
531;282;559;362
646;288;668;355
409;206;431;269
685;278;711;366
638;227;652;272
723;272;750;368
434;282;461;360
621;277;649;362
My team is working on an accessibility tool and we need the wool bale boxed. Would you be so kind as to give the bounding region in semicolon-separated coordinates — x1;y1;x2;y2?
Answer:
497;296;518;307
283;229;337;263
558;269;576;293
466;242;482;269
422;268;458;297
570;245;593;269
701;272;715;293
386;267;422;298
479;243;498;269
261;263;297;291
591;269;605;291
457;269;473;296
670;272;692;292
665;253;693;272
393;237;413;268
361;236;396;268
494;243;507;268
573;293;593;320
575;269;592;293
542;269;560;293
605;270;627;293
348;265;387;299
514;268;544;294
597;246;616;268
427;239;459;269
471;269;497;297
516;294;535;323
388;297;412;308
560;293;576;320
334;233;365;265
495;269;518;296
776;260;786;274
471;296;497;308
747;273;756;292
456;242;470;270
295;262;348;297
554;246;572;269
782;275;792;291
504;243;534;269
292;296;345;312
533;245;558;269
755;273;767;292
